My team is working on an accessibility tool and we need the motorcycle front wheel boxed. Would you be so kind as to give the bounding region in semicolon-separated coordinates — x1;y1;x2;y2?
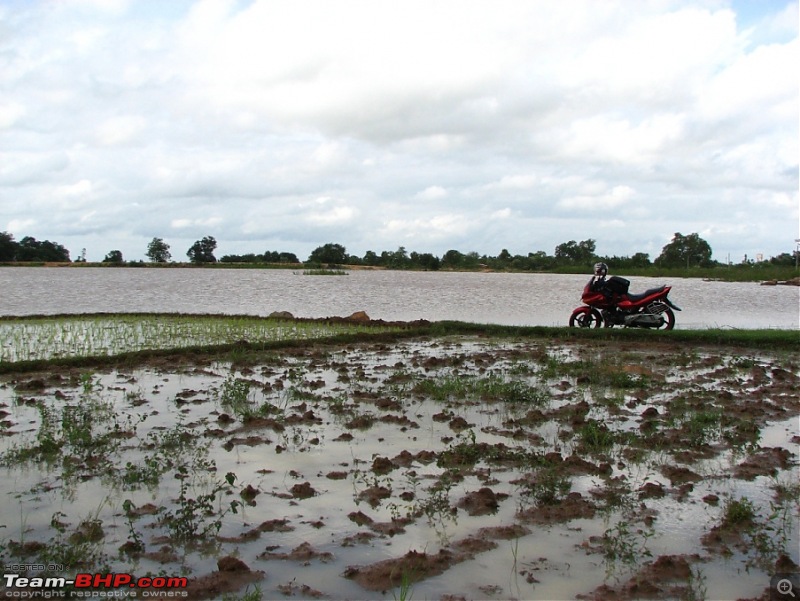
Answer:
569;306;603;328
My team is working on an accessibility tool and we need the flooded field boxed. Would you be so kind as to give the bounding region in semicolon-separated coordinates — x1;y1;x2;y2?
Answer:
0;334;798;600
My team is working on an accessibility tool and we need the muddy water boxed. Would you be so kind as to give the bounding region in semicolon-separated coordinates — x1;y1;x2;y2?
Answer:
1;267;797;328
0;336;797;599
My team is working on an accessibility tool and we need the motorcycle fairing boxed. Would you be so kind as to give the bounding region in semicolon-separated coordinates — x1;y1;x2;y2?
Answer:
617;286;672;310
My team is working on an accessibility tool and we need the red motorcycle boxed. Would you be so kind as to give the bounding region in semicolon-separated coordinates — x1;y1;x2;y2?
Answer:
569;275;681;329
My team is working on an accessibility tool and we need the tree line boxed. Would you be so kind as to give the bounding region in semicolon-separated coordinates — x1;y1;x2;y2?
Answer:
1;230;797;271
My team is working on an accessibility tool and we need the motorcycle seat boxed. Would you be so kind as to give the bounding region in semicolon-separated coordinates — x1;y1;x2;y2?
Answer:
625;286;666;303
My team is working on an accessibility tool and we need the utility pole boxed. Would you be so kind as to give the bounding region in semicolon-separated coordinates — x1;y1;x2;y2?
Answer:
795;239;800;270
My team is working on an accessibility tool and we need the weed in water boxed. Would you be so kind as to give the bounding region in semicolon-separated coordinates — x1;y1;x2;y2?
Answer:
722;497;756;526
735;483;800;571
217;375;256;420
518;465;572;507
392;569;414;601
601;518;654;582
223;584;263;601
120;500;145;555
685;565;707;601
159;468;240;544
577;420;616;455
684;409;723;447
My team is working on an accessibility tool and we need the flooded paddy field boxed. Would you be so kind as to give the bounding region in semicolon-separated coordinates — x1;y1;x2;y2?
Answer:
0;330;798;600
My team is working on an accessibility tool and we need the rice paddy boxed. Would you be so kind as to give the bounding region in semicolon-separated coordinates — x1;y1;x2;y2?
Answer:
0;314;398;364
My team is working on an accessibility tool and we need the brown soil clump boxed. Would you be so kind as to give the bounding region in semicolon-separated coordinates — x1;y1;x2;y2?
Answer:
185;556;263;600
457;487;507;516
344;549;457;591
734;447;794;480
519;492;596;524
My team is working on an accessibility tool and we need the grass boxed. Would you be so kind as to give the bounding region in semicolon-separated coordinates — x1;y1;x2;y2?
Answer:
0;316;796;374
0;316;793;386
413;373;548;405
302;268;348;276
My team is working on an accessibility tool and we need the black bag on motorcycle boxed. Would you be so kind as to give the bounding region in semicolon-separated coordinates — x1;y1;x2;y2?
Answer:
605;276;630;295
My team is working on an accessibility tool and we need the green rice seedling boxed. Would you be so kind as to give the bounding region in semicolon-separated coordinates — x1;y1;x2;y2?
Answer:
392;569;414;601
0;315;400;364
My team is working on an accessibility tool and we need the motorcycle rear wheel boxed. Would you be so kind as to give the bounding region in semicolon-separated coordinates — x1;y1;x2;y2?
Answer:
651;303;676;330
569;306;603;328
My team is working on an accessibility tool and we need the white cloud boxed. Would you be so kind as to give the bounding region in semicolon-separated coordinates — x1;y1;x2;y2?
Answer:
0;101;26;128
170;217;223;230
416;186;448;200
558;185;636;211
561;114;686;164
697;38;798;123
485;175;539;191
7;218;37;232
56;180;93;198
94;115;146;146
381;214;472;240
306;205;357;226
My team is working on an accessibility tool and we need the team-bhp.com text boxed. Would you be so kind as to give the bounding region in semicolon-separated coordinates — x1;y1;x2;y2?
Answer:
3;574;188;598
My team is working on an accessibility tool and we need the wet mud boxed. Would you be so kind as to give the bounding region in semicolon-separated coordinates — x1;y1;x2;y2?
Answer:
0;335;798;599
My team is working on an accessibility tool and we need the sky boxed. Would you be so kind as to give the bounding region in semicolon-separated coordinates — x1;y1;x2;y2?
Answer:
0;0;797;263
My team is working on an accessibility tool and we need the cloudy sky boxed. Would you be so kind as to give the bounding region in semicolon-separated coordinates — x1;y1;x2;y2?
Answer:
1;0;797;263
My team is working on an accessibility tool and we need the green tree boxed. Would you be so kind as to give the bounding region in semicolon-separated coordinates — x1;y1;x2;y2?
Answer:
655;232;712;268
0;231;16;261
308;243;347;265
629;252;651;268
102;250;124;264
146;237;171;263
411;252;440;270
187;236;218;264
362;250;380;266
441;249;464;269
16;237;70;262
555;239;596;264
386;246;411;269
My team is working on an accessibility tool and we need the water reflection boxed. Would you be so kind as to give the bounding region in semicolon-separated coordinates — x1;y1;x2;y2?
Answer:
0;267;797;329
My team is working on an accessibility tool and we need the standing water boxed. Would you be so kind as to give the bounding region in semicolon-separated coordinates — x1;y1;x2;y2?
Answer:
1;267;797;329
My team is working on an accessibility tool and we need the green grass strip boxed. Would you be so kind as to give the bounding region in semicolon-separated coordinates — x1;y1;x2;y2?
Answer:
0;314;795;374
